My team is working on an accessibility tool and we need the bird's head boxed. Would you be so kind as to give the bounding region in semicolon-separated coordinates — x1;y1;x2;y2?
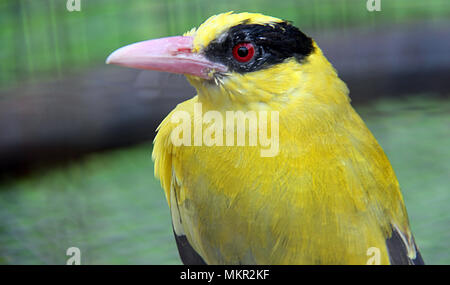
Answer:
107;12;348;110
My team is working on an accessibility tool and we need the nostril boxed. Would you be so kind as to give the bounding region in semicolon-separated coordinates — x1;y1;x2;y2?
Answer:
172;47;193;55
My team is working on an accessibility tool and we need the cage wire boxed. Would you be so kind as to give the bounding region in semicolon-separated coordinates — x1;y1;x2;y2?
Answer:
1;0;450;89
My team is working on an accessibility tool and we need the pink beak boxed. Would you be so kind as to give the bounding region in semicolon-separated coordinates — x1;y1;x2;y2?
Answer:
106;36;227;79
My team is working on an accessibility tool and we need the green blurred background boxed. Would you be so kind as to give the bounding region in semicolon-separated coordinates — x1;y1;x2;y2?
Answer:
0;0;449;264
2;0;450;88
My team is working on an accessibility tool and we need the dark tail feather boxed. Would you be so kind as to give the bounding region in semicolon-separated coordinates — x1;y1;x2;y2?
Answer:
173;229;207;265
386;226;425;265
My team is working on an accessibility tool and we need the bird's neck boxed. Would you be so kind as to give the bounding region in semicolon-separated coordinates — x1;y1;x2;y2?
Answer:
188;60;349;115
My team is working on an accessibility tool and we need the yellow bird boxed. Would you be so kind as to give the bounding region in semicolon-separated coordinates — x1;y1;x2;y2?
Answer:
107;12;424;265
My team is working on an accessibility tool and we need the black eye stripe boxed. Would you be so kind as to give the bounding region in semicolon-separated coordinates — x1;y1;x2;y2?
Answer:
203;21;314;74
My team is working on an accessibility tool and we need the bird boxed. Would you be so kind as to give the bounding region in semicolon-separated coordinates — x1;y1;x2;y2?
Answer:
106;11;424;265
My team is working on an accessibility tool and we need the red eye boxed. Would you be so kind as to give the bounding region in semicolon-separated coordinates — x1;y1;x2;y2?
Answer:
232;43;255;62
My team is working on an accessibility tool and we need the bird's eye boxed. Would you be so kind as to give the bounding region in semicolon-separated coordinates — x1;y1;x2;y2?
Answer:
232;43;255;63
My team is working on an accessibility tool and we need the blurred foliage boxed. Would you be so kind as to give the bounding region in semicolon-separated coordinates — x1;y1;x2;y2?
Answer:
0;144;179;264
0;94;448;264
1;0;450;89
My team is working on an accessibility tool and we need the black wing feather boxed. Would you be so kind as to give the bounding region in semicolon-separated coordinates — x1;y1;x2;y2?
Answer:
173;229;207;265
386;226;425;265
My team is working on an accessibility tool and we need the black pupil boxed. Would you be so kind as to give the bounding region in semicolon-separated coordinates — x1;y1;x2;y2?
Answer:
237;46;249;57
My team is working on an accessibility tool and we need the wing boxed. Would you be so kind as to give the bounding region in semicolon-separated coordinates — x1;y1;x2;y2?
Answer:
153;97;211;264
170;175;207;265
173;229;207;265
386;225;425;265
